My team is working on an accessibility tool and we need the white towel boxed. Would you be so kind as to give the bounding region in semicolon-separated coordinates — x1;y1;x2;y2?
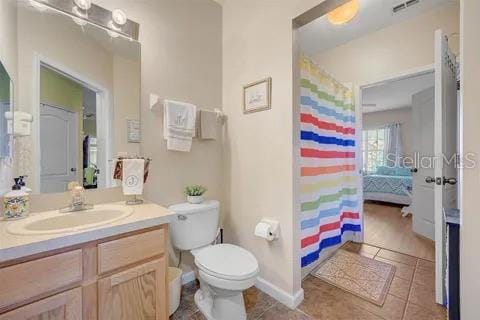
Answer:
163;100;197;152
198;110;217;140
122;159;145;195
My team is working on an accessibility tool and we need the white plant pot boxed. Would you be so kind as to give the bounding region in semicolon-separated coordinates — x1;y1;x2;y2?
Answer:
187;195;204;204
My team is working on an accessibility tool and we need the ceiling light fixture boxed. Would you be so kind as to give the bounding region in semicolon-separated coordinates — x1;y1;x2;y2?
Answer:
73;0;91;11
327;0;359;25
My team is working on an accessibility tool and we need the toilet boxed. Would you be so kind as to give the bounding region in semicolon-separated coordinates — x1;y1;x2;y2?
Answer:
169;200;259;320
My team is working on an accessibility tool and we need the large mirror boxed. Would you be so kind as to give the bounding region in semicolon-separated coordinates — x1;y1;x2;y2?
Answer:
0;62;13;162
1;0;141;194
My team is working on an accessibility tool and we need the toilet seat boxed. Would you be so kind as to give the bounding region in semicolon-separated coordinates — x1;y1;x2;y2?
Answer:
194;244;259;281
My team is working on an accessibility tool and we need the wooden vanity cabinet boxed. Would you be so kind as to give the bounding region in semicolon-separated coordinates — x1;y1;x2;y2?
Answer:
0;288;83;320
98;258;167;320
0;225;169;320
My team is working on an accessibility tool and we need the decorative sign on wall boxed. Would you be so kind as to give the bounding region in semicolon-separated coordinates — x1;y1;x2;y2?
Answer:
243;77;272;114
127;119;141;143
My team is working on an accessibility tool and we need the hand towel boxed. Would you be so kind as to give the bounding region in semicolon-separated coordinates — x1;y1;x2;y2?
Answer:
163;99;196;152
122;158;145;195
113;158;151;183
198;110;218;140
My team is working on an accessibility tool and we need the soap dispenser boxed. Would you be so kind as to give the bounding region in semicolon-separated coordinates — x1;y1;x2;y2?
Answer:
18;175;32;193
2;178;30;220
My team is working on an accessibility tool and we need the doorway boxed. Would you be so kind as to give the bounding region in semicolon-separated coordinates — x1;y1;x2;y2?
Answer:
293;0;460;315
359;69;436;261
34;58;112;193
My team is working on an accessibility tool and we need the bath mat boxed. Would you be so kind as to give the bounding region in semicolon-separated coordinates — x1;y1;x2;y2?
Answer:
312;249;395;306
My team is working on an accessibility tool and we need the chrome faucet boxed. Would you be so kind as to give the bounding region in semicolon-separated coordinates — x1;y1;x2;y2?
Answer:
60;183;94;213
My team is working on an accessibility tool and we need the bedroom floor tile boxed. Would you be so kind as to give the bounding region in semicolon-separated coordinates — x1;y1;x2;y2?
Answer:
364;202;435;261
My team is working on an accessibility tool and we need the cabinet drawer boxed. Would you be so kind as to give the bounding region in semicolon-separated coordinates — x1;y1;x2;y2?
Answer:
0;250;83;311
98;228;165;274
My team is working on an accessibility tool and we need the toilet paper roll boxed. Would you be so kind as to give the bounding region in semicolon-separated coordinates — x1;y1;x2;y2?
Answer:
255;222;275;241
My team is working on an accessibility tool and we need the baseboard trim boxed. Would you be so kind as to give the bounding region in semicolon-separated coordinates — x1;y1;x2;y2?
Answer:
181;272;305;309
181;270;196;285
255;277;304;309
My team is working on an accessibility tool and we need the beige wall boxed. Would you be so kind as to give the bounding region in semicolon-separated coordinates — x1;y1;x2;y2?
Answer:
460;0;480;318
112;55;141;157
0;0;17;195
313;2;460;85
96;0;223;274
96;0;223;206
363;107;413;157
222;0;322;297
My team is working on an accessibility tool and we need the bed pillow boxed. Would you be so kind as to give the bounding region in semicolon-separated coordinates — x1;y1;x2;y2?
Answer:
376;166;396;176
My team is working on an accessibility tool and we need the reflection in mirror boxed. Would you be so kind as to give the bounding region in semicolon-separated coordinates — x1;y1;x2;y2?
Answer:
39;65;100;193
0;62;13;162
3;0;141;194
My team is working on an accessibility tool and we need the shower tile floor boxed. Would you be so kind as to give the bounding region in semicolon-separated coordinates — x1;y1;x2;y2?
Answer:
170;243;446;320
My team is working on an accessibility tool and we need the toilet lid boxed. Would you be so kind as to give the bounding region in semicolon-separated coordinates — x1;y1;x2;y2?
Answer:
194;244;259;281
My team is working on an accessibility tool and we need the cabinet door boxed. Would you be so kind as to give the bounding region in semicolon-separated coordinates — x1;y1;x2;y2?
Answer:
98;258;167;320
0;288;82;320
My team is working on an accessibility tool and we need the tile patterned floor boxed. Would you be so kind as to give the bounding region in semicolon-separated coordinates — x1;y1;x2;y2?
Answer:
170;243;447;320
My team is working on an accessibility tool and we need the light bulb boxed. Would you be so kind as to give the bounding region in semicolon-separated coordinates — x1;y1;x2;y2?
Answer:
112;9;127;26
73;0;91;11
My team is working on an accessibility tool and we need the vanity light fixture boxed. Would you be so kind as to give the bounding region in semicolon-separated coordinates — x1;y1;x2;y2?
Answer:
107;9;127;36
327;0;359;25
112;9;127;26
73;0;91;11
29;0;140;40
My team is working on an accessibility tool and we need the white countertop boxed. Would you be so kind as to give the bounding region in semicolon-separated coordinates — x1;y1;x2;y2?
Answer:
0;201;176;263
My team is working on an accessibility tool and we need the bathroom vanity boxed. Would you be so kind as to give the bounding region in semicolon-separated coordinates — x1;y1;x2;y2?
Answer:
0;202;175;320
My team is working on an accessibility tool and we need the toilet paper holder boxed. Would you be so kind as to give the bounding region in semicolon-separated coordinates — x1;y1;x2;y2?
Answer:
254;219;280;241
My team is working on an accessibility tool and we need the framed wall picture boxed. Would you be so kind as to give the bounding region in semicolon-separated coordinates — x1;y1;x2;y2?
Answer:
243;77;272;114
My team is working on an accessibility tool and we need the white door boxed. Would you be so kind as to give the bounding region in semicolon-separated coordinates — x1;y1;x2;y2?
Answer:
40;104;78;193
354;85;364;243
411;86;435;241
433;29;458;305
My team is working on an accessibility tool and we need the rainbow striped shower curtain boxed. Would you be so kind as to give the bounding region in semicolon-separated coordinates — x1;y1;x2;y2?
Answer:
300;56;362;268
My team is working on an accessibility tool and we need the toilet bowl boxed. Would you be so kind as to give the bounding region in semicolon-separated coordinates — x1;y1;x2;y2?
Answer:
168;201;259;320
192;244;259;320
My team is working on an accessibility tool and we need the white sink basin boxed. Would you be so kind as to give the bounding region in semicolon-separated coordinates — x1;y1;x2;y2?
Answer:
7;204;134;235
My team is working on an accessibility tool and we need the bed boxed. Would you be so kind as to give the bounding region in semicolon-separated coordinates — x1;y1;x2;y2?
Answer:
363;166;412;205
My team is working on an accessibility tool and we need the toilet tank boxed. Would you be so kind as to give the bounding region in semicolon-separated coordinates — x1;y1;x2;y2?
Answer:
168;200;220;251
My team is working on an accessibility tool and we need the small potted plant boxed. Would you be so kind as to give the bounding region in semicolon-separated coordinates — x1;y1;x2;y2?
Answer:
184;185;207;204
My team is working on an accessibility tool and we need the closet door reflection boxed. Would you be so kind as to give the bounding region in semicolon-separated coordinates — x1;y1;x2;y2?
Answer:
40;104;78;193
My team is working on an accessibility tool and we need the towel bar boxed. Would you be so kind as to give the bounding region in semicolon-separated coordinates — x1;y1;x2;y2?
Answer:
149;94;225;123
